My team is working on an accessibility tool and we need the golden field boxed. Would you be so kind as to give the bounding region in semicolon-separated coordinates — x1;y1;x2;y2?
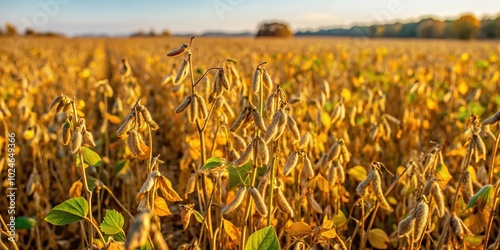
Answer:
0;37;500;250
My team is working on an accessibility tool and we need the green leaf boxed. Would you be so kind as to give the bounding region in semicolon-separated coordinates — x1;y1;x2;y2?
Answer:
77;147;102;168
139;242;153;250
245;225;280;250
227;162;266;190
466;184;494;210
45;197;88;225
193;210;204;223
100;209;125;235
15;216;37;229
104;232;126;242
200;157;224;171
114;159;129;174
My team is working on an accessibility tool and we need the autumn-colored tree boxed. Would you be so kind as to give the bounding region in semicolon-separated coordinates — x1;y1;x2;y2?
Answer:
257;21;293;37
451;14;480;40
5;23;17;36
417;19;445;38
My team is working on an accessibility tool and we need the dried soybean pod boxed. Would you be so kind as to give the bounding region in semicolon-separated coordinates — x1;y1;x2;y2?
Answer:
372;170;393;212
249;187;268;217
175;59;189;84
71;126;83;153
222;186;247;215
286;115;301;142
274;189;294;217
194;94;208;120
262;69;272;89
265;93;277;117
117;113;135;137
302;155;314;179
397;216;415;238
230;107;248;133
188;94;198;123
62;120;71;145
233;141;253;167
139;105;159;130
167;43;189;57
252;110;267;133
82;130;96;147
283;152;299;176
256;136;269;164
127;130;144;156
252;68;262;93
219;69;230;91
274;110;288;140
175;96;192;114
413;200;429;242
307;192;323;214
264;110;281;143
356;169;374;197
431;182;445;217
327;141;341;162
49;95;63;111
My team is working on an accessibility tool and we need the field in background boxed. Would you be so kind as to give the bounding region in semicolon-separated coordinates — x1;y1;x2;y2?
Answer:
0;37;499;249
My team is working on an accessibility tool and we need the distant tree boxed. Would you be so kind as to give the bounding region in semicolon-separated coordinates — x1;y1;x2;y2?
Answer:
25;27;36;36
160;30;171;37
399;22;418;37
5;23;17;36
480;17;500;39
417;19;445;38
257;21;293;37
451;14;480;40
383;23;403;37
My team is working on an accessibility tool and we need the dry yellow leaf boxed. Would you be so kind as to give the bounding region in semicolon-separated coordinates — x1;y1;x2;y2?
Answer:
157;176;182;202
154;197;171;216
286;222;312;238
223;219;241;242
69;180;83;198
367;228;389;249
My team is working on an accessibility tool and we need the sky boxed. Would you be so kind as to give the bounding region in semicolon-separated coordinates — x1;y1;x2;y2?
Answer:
0;0;499;36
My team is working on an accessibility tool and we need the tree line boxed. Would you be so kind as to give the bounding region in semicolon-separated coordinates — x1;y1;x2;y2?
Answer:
295;14;500;40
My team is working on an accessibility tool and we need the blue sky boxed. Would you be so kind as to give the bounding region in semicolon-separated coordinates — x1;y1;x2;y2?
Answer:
0;0;498;36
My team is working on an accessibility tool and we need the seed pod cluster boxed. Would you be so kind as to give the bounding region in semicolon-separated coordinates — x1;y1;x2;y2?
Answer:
49;95;72;115
127;130;145;156
120;58;131;77
355;163;392;212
